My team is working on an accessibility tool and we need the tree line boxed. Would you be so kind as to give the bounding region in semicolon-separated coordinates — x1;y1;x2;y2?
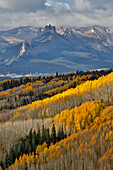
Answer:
0;69;112;91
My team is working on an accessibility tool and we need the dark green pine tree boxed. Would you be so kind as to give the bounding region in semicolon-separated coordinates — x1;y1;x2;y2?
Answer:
5;153;10;168
57;125;66;142
25;139;31;154
60;125;65;139
32;130;37;152
41;125;46;144
20;138;26;154
56;72;58;77
13;144;20;160
57;127;61;141
17;141;23;156
9;148;16;165
28;128;32;152
25;129;33;153
36;127;41;145
51;124;56;144
46;128;50;146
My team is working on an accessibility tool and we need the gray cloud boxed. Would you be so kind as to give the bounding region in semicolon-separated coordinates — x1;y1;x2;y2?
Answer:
0;0;46;12
0;0;113;30
72;0;91;12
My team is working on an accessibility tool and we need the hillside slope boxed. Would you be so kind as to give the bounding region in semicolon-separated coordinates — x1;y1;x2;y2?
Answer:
0;25;113;76
3;71;113;122
0;71;113;169
7;101;113;170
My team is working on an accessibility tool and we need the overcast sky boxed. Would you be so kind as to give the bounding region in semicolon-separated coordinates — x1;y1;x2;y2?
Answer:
0;0;113;30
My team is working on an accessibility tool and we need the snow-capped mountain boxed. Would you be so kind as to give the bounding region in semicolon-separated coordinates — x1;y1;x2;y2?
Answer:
0;24;113;76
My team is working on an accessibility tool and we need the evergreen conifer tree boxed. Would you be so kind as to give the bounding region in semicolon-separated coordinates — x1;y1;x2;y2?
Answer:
36;127;41;145
32;130;36;152
41;125;46;144
46;128;50;146
51;124;56;144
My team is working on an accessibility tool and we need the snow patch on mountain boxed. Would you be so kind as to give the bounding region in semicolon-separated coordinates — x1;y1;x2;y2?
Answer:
91;28;95;33
0;24;113;75
5;42;26;66
18;42;25;57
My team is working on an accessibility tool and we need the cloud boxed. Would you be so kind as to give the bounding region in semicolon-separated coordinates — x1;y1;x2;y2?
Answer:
72;0;91;12
0;0;113;30
0;0;46;12
45;0;70;14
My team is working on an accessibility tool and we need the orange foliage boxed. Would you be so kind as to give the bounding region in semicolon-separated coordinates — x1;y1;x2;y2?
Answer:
54;101;105;132
8;100;113;170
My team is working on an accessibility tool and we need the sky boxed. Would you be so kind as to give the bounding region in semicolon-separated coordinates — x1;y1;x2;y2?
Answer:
0;0;113;30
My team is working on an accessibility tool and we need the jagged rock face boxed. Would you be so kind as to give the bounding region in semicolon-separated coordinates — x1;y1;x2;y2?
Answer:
45;25;56;33
0;25;113;76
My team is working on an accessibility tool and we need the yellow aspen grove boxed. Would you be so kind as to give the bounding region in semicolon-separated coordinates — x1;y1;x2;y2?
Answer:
1;71;113;123
1;70;113;170
8;99;112;170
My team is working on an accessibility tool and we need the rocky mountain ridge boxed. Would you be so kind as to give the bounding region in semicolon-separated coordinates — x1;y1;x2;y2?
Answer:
0;24;113;77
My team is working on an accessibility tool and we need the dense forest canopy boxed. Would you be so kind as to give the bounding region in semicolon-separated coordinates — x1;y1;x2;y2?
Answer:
0;69;113;170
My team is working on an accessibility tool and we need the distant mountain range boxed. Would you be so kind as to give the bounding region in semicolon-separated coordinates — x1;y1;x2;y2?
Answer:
0;24;113;77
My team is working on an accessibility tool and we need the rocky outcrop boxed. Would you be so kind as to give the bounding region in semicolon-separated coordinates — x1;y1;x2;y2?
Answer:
45;24;56;33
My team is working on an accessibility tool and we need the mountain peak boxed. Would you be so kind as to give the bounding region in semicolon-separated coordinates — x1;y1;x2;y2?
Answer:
44;24;56;33
59;26;64;31
0;24;113;75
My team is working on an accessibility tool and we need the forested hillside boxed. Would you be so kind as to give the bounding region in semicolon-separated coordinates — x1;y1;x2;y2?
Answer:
0;70;113;170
